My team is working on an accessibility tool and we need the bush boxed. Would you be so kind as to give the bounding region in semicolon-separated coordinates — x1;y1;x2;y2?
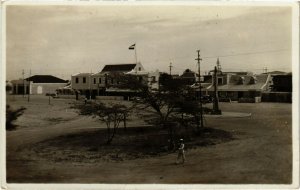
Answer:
6;105;26;130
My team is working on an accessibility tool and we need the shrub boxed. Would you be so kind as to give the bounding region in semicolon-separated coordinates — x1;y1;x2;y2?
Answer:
6;105;26;130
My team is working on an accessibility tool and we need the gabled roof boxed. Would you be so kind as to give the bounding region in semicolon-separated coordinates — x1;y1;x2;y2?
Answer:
126;70;149;75
26;75;67;83
101;64;137;72
73;73;93;77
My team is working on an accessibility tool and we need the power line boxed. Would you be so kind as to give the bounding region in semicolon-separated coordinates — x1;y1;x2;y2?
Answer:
148;48;290;71
202;48;290;59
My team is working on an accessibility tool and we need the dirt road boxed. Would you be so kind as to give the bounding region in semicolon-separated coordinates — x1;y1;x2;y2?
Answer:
6;95;292;184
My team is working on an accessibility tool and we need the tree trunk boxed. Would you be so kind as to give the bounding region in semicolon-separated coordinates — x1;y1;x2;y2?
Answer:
166;122;175;151
123;113;127;131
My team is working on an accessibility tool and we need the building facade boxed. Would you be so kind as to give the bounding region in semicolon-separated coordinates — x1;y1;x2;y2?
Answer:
26;75;68;95
10;75;67;95
71;63;150;98
203;72;271;102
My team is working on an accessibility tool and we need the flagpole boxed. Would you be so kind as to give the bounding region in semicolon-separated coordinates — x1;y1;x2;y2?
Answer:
134;44;137;64
134;43;137;74
129;43;138;73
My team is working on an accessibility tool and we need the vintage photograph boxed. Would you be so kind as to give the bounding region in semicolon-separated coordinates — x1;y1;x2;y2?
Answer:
3;2;297;187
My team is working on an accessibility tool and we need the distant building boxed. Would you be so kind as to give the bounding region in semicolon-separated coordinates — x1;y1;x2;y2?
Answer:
10;79;31;95
71;62;149;98
6;81;13;94
202;72;271;102
71;73;94;97
10;75;67;95
26;75;68;95
264;71;292;92
180;69;196;85
147;70;160;91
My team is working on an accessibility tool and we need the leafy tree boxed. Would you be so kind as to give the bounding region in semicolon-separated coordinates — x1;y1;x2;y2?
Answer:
6;105;26;130
116;73;202;149
73;102;130;145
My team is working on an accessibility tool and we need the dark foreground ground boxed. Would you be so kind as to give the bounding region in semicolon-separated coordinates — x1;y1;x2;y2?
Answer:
6;95;292;184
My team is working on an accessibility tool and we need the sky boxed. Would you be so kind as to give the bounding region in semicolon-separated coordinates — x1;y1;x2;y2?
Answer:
6;4;293;80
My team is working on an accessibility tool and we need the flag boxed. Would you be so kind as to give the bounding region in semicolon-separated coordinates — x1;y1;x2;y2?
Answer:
129;44;135;50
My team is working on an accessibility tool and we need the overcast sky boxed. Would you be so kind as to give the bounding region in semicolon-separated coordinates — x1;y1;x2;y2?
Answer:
6;5;292;80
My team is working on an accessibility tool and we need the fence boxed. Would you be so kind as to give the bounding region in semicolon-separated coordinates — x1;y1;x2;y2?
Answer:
57;95;85;99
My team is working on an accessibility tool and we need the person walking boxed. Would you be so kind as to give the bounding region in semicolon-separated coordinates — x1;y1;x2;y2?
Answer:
176;139;185;164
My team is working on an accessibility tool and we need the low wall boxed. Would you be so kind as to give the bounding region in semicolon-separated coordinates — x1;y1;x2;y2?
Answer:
238;98;255;103
95;96;124;100
57;95;85;99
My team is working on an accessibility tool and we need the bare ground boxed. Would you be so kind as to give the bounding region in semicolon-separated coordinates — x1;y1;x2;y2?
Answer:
6;95;292;184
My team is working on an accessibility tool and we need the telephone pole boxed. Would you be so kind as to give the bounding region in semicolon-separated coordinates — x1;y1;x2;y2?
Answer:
22;69;25;98
217;58;221;73
169;62;173;75
212;66;221;114
195;50;204;129
27;69;31;102
263;67;268;73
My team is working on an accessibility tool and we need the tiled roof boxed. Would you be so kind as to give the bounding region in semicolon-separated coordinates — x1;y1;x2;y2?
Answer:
101;64;136;72
26;75;67;83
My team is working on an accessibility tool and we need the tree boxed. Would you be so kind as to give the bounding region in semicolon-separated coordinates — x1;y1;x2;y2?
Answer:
6;105;26;130
73;102;130;145
116;73;201;149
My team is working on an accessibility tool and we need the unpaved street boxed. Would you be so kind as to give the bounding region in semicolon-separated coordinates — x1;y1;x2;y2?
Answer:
6;95;292;183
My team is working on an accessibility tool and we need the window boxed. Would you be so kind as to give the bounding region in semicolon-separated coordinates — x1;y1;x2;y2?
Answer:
93;78;96;84
99;78;101;84
217;77;223;85
111;78;114;84
75;77;79;84
138;67;141;71
83;77;86;83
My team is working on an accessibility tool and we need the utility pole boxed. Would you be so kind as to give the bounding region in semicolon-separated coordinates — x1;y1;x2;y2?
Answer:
212;66;221;114
217;58;222;73
263;67;268;73
89;69;92;100
169;62;173;75
22;69;25;98
27;69;31;102
195;50;204;129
